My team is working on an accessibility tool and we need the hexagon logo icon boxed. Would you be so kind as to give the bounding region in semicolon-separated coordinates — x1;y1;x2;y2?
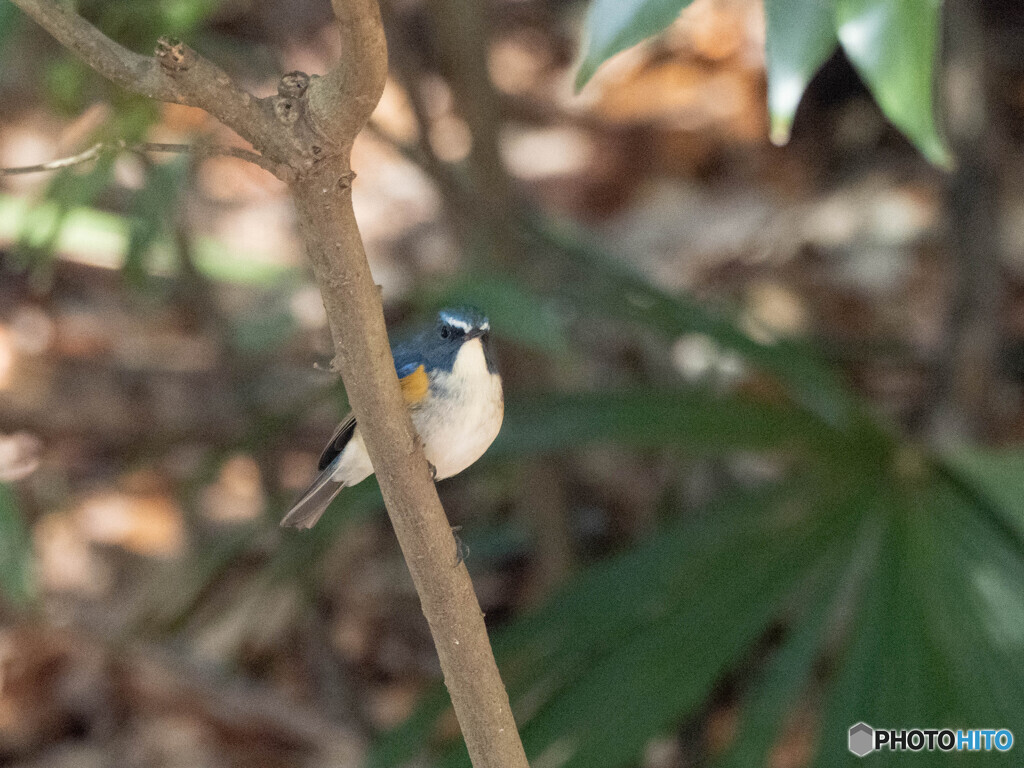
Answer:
848;722;874;757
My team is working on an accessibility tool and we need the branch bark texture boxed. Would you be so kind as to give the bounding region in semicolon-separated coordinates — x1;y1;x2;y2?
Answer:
8;1;530;766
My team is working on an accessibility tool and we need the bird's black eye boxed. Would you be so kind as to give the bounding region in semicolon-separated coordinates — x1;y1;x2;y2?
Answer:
440;326;450;339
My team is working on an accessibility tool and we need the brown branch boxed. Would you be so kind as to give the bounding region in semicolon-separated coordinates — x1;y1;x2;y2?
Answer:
10;0;306;170
0;142;105;176
0;141;280;177
305;0;389;146
7;0;177;100
927;0;1005;440
9;1;530;766
291;162;530;768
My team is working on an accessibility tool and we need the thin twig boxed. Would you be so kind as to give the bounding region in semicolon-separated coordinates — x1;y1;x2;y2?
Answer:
0;140;279;177
0;142;105;176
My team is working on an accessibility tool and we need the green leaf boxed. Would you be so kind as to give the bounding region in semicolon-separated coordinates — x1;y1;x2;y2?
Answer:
835;0;951;167
0;483;34;607
942;447;1024;527
813;518;891;765
15;153;116;280
44;57;91;115
369;487;785;768
813;505;945;766
492;486;857;768
82;0;220;50
815;475;1024;765
0;193;299;286
715;546;852;768
495;389;835;457
0;2;24;55
575;0;695;91
124;158;190;287
763;0;839;145
917;480;1024;728
160;0;222;34
372;481;865;768
526;214;865;428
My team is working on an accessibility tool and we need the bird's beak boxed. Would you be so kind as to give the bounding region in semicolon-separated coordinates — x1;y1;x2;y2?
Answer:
465;327;488;341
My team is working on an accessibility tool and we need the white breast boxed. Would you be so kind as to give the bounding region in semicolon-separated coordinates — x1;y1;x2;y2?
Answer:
416;338;504;480
330;338;502;487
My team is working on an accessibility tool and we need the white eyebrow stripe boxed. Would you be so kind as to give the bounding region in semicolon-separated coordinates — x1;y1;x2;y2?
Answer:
441;313;473;331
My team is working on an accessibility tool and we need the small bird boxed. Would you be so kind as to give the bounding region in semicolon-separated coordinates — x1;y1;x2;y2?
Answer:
281;307;503;529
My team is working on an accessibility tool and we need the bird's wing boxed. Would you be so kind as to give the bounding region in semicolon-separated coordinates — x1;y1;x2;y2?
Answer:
392;336;424;379
316;360;430;471
317;413;357;471
279;466;346;529
288;337;432;530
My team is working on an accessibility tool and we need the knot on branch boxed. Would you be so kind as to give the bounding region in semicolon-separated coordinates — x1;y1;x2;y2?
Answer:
155;36;192;72
278;71;310;98
274;96;301;125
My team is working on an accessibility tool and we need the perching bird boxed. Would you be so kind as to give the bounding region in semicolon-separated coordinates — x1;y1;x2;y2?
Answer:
280;307;503;529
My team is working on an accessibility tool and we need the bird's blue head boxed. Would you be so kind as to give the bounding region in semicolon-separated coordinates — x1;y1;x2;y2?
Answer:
413;307;495;375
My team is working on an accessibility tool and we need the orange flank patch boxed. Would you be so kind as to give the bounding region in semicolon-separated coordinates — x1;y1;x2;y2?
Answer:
399;365;429;404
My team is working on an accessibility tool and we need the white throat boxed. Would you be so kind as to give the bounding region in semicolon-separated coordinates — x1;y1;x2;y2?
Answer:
452;337;489;379
420;337;503;480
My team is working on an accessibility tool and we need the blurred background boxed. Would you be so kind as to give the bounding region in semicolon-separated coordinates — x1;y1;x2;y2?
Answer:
1;0;1024;766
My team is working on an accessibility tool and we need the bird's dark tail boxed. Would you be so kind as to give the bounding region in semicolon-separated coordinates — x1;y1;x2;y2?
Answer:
280;468;346;529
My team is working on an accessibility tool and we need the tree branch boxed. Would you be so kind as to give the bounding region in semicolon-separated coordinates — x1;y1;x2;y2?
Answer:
0;142;105;175
10;0;308;170
291;161;529;768
0;141;280;177
305;0;389;146
9;1;531;766
8;0;176;99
